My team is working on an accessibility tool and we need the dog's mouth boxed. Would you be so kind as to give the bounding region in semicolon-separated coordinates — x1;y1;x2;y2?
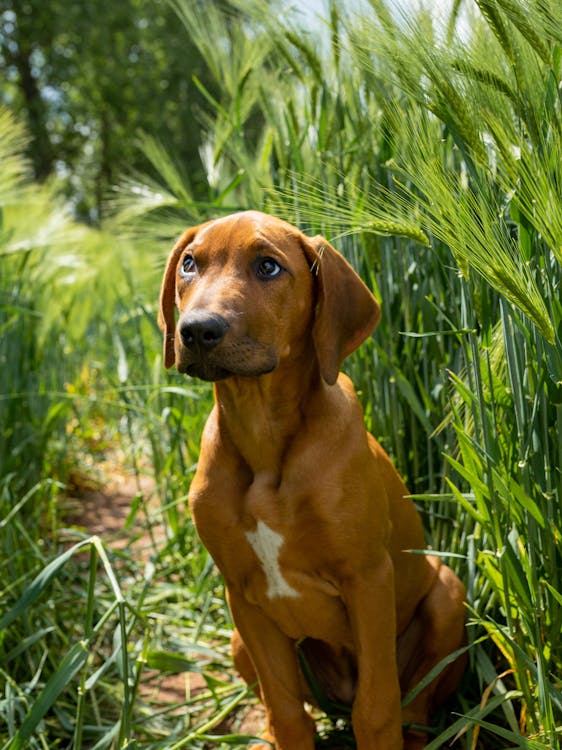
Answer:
182;362;234;381
177;346;278;382
182;362;277;382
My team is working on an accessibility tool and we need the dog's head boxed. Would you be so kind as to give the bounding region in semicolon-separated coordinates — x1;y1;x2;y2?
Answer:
158;211;380;384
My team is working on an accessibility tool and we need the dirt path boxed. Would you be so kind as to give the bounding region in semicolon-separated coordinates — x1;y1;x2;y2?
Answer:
66;463;162;553
65;460;266;743
66;462;191;695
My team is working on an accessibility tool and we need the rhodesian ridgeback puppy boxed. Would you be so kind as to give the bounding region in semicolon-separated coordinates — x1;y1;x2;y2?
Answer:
158;211;466;750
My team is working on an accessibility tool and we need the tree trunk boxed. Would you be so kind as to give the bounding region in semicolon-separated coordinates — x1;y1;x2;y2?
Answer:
4;38;54;180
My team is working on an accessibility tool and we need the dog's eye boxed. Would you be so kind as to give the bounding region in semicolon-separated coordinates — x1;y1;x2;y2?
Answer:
180;253;197;278
256;257;282;280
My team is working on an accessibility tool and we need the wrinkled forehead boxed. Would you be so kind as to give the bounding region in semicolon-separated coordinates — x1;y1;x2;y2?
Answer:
189;212;304;262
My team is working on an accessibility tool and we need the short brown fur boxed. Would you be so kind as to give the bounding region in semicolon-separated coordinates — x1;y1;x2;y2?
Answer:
159;211;466;750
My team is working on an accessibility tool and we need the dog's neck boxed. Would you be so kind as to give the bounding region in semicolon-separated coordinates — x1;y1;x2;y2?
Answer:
213;352;324;481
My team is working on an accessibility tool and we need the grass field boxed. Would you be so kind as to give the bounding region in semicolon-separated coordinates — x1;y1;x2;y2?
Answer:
1;0;561;748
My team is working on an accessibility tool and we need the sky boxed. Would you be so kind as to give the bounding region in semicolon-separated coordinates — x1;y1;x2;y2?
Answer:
295;0;470;41
296;0;459;25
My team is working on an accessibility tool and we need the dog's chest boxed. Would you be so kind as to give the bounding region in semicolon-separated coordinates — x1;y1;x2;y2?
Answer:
244;519;299;599
191;471;354;644
241;515;353;644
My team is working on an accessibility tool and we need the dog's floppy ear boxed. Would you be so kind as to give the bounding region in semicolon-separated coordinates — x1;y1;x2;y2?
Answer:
158;227;199;369
301;235;381;385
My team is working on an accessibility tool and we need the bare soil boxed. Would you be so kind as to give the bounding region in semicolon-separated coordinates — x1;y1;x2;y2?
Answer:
65;459;266;744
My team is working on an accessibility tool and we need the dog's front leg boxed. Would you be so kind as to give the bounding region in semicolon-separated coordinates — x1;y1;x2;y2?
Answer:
227;589;315;750
343;554;403;750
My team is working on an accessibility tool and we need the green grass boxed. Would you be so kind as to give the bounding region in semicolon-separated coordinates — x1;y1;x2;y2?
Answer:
1;0;562;747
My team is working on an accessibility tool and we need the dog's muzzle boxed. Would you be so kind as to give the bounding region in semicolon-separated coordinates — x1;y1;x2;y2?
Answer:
177;310;278;381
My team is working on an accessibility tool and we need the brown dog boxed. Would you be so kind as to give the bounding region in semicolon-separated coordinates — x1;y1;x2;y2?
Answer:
158;211;466;750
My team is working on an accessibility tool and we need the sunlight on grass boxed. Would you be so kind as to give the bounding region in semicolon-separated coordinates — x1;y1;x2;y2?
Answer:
1;0;561;747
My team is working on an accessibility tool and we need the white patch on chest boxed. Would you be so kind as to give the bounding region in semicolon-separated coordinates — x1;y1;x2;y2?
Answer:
245;520;299;599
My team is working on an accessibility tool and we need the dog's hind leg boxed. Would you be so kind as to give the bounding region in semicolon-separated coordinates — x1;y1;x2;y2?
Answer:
397;560;466;750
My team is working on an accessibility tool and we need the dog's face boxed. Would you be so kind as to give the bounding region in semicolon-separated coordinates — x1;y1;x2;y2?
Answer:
160;212;315;381
159;211;380;384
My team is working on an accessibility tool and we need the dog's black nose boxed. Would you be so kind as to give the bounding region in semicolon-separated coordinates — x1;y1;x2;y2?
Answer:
179;312;229;351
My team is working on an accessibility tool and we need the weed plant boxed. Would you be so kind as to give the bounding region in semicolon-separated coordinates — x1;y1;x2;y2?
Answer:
1;0;561;748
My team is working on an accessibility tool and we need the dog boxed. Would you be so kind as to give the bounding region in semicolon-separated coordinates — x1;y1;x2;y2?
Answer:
158;211;466;750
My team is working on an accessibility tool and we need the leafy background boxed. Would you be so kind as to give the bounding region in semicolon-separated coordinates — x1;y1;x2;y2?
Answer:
1;0;561;748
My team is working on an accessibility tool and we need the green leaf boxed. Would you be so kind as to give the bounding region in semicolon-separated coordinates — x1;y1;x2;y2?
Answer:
8;640;89;749
423;690;523;750
402;641;474;707
145;650;198;673
0;538;93;630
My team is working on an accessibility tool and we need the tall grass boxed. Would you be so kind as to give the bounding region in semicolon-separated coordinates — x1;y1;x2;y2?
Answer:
0;108;237;749
113;0;561;746
2;0;561;748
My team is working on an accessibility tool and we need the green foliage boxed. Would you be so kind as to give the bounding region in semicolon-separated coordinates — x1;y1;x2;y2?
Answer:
0;103;244;749
1;0;562;748
0;0;222;219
